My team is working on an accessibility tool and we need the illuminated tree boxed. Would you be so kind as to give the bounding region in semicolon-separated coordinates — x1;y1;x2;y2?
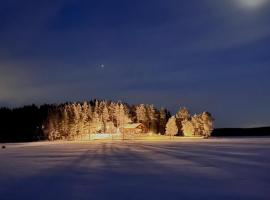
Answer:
147;105;158;133
91;110;103;133
176;107;190;135
201;112;214;138
81;102;91;135
182;119;195;137
59;106;69;139
102;104;109;122
44;113;55;140
182;112;214;138
66;104;75;138
106;121;117;134
165;116;178;139
136;104;149;130
118;103;131;127
108;102;115;122
136;104;147;122
94;100;100;114
102;104;110;132
41;99;213;141
44;109;61;140
69;104;80;139
109;102;118;128
191;114;203;136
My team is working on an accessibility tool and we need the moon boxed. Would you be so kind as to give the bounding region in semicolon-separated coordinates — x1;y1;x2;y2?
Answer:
237;0;268;9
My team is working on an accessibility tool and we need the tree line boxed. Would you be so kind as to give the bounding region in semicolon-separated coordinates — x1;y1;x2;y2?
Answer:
0;99;214;142
43;101;171;140
44;100;214;140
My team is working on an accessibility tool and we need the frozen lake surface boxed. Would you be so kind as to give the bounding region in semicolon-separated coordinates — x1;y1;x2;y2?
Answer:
0;138;270;200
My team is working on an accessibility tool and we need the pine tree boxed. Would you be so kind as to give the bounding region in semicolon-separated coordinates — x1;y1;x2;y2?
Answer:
81;102;90;135
158;108;170;134
86;103;93;134
66;104;75;139
94;100;101;116
44;112;55;141
102;104;110;132
136;104;149;131
108;102;115;123
91;110;103;133
110;102;118;128
69;103;80;139
158;108;166;134
77;104;84;136
147;105;158;133
60;106;69;139
119;103;131;127
44;109;61;140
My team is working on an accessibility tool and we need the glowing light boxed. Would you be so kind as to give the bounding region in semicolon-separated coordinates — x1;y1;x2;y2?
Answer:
237;0;268;9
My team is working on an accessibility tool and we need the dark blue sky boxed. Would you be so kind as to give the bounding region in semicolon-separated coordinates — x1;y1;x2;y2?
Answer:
0;0;270;128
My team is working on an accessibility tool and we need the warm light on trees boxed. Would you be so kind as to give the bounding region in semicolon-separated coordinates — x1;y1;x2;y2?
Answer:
176;107;190;135
148;105;158;133
43;100;214;140
165;116;178;139
201;112;214;138
182;119;195;137
182;111;214;138
102;103;110;132
136;104;148;128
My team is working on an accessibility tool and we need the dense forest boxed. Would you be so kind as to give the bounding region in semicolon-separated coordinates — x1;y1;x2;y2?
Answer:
212;127;270;137
0;104;50;142
0;99;214;142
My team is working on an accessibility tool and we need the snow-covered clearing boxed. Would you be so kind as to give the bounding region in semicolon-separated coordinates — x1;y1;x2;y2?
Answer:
0;138;270;200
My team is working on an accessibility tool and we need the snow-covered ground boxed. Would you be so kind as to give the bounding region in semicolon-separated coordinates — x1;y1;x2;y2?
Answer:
0;138;270;200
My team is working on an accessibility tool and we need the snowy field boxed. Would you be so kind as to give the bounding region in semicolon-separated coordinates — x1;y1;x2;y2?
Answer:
0;138;270;200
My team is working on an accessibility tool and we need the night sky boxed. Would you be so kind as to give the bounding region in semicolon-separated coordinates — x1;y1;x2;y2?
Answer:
0;0;269;128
